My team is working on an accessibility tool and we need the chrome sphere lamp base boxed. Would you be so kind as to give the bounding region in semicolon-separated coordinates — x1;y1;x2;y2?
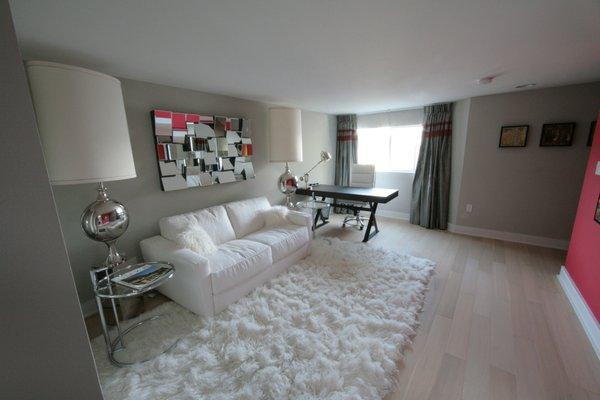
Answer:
277;162;298;208
81;183;130;269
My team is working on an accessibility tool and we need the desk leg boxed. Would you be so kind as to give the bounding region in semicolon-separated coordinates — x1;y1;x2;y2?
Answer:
312;208;330;230
362;202;380;242
313;209;321;230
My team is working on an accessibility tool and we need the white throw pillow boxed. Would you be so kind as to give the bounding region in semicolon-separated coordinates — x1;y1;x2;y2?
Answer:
262;206;290;228
175;221;218;256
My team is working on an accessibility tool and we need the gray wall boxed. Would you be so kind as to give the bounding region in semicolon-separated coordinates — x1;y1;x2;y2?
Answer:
454;82;600;240
0;1;103;398
449;98;470;223
50;78;335;304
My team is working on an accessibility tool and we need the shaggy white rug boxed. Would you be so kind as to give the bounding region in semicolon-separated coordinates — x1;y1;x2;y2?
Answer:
92;238;435;400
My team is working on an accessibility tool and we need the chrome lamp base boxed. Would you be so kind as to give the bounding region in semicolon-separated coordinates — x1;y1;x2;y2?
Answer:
81;183;130;269
277;162;298;208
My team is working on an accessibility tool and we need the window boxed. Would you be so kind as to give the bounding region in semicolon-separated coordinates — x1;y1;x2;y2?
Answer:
357;124;422;173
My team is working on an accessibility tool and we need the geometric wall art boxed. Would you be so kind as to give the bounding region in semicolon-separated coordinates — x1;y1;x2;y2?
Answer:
151;110;254;191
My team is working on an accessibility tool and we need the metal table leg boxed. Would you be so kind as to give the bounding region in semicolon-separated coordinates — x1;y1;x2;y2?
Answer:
91;269;179;367
107;314;180;367
362;202;380;242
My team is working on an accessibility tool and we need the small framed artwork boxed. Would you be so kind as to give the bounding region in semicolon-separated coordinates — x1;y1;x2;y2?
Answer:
587;121;596;147
540;123;575;146
595;193;600;224
499;125;528;147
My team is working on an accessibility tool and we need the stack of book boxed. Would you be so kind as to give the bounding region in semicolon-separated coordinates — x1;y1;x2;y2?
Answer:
112;264;171;290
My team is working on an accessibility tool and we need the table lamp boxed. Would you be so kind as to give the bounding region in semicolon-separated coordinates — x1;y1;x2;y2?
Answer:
26;61;137;269
269;108;303;207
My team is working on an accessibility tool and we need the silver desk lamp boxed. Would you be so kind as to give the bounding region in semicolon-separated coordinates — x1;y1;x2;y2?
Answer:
299;150;332;188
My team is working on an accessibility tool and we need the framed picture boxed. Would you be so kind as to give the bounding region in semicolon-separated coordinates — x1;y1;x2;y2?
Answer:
595;193;600;224
499;125;528;147
587;121;596;147
540;123;575;146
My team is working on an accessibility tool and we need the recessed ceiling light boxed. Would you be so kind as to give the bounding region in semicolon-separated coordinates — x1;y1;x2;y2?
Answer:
477;76;495;85
515;83;536;89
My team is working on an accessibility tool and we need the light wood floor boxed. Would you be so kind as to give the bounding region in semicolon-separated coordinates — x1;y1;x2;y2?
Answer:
86;214;600;399
317;215;600;400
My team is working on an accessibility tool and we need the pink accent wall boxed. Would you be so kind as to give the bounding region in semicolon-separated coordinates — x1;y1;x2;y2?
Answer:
566;111;600;321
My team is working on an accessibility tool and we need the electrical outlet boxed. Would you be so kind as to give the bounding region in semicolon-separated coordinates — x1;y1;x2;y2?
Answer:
466;204;473;213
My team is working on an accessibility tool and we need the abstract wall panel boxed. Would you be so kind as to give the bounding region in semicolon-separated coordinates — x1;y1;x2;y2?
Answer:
151;110;254;191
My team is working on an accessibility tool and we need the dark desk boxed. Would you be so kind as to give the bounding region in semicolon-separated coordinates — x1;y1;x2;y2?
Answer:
295;185;399;242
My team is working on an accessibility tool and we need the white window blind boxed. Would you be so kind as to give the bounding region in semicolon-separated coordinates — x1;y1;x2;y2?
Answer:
357;125;422;173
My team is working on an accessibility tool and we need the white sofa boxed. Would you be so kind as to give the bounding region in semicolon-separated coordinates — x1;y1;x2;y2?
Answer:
140;197;312;317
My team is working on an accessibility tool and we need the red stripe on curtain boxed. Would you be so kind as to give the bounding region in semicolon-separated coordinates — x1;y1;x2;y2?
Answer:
424;120;451;128
424;129;452;138
337;134;358;141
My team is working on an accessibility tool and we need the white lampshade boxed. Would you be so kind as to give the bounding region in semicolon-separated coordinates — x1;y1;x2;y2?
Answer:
26;61;136;185
269;108;303;163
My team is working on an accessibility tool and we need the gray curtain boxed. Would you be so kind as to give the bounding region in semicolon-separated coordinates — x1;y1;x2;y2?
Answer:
410;103;452;229
333;115;357;214
334;114;357;186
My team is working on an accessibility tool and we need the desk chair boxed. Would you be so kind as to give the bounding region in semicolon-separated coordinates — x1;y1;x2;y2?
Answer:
341;164;376;230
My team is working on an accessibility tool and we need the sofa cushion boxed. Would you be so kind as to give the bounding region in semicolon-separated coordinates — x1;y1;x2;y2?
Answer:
224;197;271;238
208;239;272;294
244;224;310;263
262;206;290;228
160;205;236;246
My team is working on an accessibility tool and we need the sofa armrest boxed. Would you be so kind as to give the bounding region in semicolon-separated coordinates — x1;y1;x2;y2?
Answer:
286;210;313;231
140;235;215;317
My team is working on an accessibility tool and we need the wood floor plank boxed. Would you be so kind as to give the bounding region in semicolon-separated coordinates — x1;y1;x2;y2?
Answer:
452;239;469;274
493;240;506;264
521;263;543;304
403;315;453;400
514;336;548;400
528;300;571;399
491;297;515;374
479;238;495;274
490;366;517;400
436;270;462;319
446;291;475;360
474;270;493;317
493;262;511;302
463;314;492;400
541;287;600;393
427;353;466;400
419;275;445;334
460;257;479;294
508;282;533;340
390;322;430;400
583;388;600;400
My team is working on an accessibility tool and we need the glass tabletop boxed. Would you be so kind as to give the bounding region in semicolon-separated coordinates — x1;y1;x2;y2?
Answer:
295;200;330;210
95;262;175;299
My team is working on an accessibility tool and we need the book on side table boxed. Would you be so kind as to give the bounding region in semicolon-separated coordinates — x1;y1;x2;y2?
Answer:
112;263;172;290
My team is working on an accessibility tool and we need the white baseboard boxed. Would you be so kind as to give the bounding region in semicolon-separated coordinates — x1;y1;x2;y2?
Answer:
81;298;97;318
447;223;569;250
376;210;410;220
557;266;600;360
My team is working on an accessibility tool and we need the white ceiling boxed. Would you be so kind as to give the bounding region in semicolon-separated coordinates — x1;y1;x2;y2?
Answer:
9;0;600;114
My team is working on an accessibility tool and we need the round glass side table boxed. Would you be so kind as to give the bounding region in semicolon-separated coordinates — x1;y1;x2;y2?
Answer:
91;261;178;367
295;199;331;230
